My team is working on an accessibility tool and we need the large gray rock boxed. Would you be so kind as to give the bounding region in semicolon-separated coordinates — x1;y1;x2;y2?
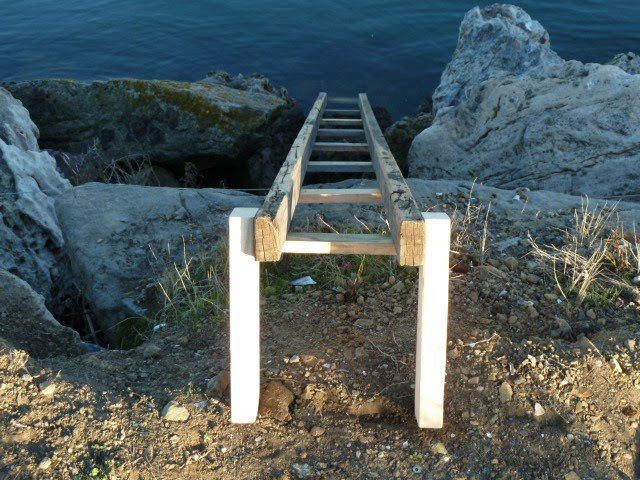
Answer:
608;52;640;75
409;5;640;200
3;74;303;187
0;270;85;357
0;87;70;301
55;183;261;344
432;4;562;114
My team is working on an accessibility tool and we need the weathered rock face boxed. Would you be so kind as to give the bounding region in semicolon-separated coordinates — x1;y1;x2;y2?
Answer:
608;52;640;75
385;111;433;173
300;178;640;230
3;74;303;187
409;5;640;200
432;4;562;114
0;270;85;357
55;183;261;344
0;87;70;301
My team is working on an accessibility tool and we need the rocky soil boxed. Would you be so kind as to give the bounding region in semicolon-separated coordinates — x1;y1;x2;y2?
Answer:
2;186;639;479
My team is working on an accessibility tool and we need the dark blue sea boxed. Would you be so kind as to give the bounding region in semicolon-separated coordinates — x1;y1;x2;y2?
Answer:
1;1;639;117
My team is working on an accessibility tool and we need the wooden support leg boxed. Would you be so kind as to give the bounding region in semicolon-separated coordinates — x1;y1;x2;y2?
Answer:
229;208;261;423
415;212;451;428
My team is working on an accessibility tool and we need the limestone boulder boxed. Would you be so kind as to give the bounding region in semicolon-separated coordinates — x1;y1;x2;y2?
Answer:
0;87;70;301
0;270;85;357
3;74;303;187
54;183;260;344
432;4;562;114
409;5;640;200
608;52;640;75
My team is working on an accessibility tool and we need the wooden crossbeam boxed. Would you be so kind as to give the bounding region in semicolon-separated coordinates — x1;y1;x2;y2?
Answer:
313;142;369;152
254;93;328;262
328;96;358;104
316;128;365;139
324;109;361;116
299;188;382;204
306;161;373;173
282;232;395;255
320;118;363;126
359;93;425;266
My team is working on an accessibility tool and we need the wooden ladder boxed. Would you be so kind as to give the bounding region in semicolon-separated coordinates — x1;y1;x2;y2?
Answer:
228;93;451;428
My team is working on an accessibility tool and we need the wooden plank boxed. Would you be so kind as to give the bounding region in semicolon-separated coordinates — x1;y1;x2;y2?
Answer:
415;212;450;428
313;142;369;153
324;109;361;116
254;93;328;262
299;188;382;204
328;96;358;104
306;161;373;173
229;208;261;424
283;232;396;255
320;118;363;126
358;93;425;266
316;128;365;139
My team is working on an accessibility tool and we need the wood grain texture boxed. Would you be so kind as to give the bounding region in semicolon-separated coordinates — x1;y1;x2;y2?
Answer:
358;93;425;266
316;128;365;139
320;118;363;126
313;142;369;152
283;232;395;255
324;109;361;116
328;96;358;104
306;161;373;173
254;93;328;261
299;188;382;204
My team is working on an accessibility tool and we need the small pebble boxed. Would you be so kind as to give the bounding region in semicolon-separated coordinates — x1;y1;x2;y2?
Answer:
161;401;190;422
499;381;513;403
534;403;546;417
39;379;56;397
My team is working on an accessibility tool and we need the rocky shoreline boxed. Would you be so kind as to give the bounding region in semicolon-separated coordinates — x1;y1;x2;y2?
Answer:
1;4;640;479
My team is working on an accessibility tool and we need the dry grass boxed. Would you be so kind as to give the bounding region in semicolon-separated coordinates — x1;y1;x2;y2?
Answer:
152;241;229;332
530;199;639;304
57;139;169;186
449;181;492;269
0;348;30;373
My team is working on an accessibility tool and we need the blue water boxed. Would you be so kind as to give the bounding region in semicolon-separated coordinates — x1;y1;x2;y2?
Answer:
1;1;639;117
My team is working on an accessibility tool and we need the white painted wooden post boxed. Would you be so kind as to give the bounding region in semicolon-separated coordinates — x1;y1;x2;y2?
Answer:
229;207;261;423
415;212;451;428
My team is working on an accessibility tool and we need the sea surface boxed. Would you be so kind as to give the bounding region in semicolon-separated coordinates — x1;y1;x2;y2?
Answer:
1;1;639;117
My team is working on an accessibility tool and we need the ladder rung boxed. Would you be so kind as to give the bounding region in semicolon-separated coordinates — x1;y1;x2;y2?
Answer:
320;118;363;126
316;128;365;138
324;109;361;116
282;233;396;255
313;142;369;153
306;161;374;173
299;188;382;204
328;97;358;104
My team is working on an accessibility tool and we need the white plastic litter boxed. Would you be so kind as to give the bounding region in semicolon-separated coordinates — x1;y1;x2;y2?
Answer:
290;276;316;286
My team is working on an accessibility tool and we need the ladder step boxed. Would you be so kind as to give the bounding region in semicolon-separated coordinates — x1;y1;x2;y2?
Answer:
306;161;374;173
316;128;365;139
282;233;396;255
313;142;369;153
328;97;359;104
324;109;361;116
320;118;363;126
299;188;382;204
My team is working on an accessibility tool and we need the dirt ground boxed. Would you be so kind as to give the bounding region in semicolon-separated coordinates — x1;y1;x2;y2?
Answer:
1;197;640;480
